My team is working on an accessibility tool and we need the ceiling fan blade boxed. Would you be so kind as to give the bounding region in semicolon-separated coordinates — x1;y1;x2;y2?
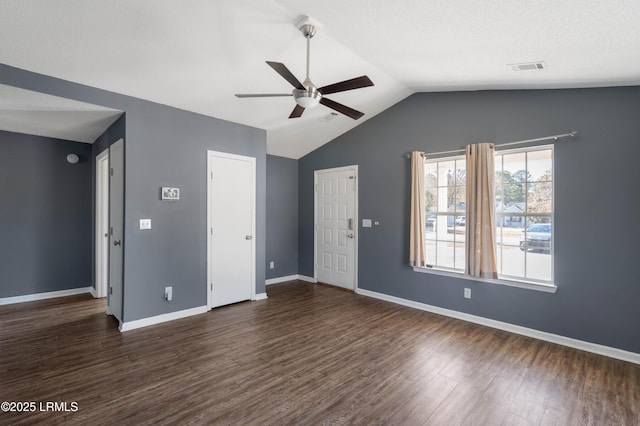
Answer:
266;61;305;90
318;76;374;95
320;97;364;120
235;94;292;98
289;104;305;118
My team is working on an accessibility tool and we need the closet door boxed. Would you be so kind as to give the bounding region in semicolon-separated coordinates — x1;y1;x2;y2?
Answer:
207;151;255;308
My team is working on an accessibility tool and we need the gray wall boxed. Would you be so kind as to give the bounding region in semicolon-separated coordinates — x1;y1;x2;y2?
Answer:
0;130;92;297
299;87;640;354
0;64;267;322
266;155;298;279
92;114;125;156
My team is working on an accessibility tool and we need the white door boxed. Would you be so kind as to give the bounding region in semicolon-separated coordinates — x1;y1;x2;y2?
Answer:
315;166;357;290
95;148;109;299
108;139;124;322
207;151;255;308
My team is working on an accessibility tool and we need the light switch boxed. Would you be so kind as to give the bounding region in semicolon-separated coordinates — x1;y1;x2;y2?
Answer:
362;219;372;228
140;219;152;230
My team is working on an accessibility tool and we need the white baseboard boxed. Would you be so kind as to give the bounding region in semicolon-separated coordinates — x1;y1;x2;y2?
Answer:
89;286;98;298
265;274;316;285
0;287;93;306
265;275;299;285
253;292;268;300
119;306;208;332
356;288;640;365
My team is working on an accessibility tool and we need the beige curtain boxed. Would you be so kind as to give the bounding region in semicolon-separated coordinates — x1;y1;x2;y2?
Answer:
465;143;498;278
410;151;426;267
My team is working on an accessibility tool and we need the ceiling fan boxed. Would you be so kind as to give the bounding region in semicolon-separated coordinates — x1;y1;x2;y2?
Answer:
235;17;374;120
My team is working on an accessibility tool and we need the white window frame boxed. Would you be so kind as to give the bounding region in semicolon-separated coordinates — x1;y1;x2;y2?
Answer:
414;145;557;294
423;155;467;273
495;145;554;286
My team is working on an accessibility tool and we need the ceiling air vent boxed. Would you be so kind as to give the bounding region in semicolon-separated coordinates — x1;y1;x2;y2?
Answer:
509;61;546;71
319;112;339;122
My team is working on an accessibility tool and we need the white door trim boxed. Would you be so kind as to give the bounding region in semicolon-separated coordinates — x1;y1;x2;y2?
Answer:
95;148;109;299
206;150;256;309
314;165;359;291
108;138;124;323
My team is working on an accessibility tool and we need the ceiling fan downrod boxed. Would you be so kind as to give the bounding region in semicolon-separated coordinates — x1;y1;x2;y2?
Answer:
295;23;321;108
300;23;316;83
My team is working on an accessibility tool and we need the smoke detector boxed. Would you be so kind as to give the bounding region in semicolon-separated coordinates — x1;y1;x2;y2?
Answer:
509;61;546;71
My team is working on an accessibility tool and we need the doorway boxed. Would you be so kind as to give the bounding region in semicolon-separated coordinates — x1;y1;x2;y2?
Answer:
207;150;256;309
95;148;109;300
314;165;358;290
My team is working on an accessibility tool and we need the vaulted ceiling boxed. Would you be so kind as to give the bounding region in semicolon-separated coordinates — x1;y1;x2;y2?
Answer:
1;1;639;158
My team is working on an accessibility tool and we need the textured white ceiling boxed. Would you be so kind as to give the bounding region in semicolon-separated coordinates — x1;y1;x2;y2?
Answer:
1;0;639;157
0;85;122;143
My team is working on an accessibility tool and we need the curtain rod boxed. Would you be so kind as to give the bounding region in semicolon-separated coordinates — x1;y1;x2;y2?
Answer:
407;131;578;158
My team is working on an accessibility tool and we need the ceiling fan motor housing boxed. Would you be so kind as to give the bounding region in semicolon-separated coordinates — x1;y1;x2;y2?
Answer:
293;78;322;108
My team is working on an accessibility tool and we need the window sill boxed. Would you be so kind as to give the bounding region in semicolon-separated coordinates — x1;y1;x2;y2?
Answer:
411;266;557;293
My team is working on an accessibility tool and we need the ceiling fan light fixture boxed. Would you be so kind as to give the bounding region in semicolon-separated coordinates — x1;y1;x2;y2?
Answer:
293;88;321;108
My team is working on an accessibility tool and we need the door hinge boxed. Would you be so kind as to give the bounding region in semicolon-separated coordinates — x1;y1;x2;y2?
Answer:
211;171;213;179
210;283;213;291
110;227;113;236
210;228;213;235
110;168;114;176
109;287;113;295
349;176;355;180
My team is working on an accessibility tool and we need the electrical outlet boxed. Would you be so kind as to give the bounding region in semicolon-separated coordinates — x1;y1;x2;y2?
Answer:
269;261;275;269
464;288;471;299
165;286;172;301
140;219;151;230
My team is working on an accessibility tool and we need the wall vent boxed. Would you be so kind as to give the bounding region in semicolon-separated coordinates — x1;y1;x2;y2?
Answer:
509;61;546;71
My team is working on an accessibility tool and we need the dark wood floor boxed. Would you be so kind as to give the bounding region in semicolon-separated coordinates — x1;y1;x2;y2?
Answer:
1;281;638;425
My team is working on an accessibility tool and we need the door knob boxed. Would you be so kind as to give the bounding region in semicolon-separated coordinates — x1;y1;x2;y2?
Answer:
245;235;253;240
113;240;121;246
347;234;354;239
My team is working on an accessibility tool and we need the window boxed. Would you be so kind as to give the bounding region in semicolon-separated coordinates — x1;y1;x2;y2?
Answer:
495;146;553;283
424;156;466;272
423;145;553;284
